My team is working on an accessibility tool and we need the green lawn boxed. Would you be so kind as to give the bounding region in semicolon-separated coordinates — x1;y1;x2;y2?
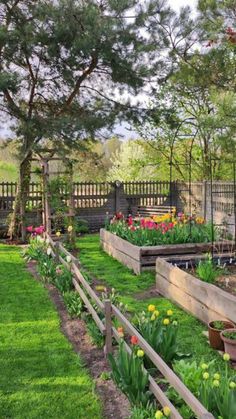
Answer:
0;244;102;419
77;234;232;371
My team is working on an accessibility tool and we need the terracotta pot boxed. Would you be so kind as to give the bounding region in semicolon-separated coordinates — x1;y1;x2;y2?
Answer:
220;328;236;361
208;320;235;350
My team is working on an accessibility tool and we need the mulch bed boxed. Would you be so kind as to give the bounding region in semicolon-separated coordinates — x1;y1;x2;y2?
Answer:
27;261;130;419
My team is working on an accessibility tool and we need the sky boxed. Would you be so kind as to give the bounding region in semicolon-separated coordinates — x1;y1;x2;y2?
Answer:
0;0;198;141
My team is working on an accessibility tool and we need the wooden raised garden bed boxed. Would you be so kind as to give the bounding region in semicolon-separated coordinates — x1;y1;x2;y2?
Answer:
100;229;234;274
156;258;236;325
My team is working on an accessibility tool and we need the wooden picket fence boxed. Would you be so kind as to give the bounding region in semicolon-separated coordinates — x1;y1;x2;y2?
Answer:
46;234;214;419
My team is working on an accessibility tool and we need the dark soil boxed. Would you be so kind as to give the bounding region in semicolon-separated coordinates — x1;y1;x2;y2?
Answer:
27;261;130;419
186;265;236;297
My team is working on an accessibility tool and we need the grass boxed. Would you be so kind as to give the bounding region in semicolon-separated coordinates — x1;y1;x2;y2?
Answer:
0;244;102;419
77;234;233;372
0;161;18;182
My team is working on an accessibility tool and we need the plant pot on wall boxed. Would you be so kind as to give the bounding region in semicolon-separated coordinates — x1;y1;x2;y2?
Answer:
208;320;235;350
220;328;236;361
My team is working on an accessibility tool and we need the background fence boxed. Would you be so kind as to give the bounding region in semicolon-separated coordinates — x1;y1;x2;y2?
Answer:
0;180;235;234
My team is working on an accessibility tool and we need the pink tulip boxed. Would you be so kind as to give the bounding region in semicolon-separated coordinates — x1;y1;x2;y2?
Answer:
26;226;34;233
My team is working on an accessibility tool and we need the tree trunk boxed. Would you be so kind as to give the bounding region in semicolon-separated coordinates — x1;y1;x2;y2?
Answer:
8;154;32;241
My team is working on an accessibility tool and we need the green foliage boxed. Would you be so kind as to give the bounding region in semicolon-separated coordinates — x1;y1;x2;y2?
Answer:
222;331;236;340
196;255;222;283
137;309;178;365
129;402;156;419
107;218;216;246
53;265;73;294
173;359;236;418
23;236;48;262
212;320;226;330
0;244;102;418
63;291;84;318
75;218;89;234
86;318;105;348
108;341;152;407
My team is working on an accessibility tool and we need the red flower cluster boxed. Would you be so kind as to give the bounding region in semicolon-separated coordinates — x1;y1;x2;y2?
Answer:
26;225;45;235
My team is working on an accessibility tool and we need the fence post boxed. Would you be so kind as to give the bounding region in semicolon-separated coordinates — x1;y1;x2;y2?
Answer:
104;299;113;357
114;180;121;213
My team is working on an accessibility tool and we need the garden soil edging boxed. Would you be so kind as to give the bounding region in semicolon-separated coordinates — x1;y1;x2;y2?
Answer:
100;228;233;274
156;258;236;325
27;261;130;419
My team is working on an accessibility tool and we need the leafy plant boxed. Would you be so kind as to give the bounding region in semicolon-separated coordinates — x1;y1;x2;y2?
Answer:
23;236;48;262
130;402;156;419
37;254;57;283
196;255;222;283
222;331;236;340
86;318;105;348
53;266;73;294
136;307;178;365
211;321;226;330
108;341;152;407
75;218;89;235
63;291;84;318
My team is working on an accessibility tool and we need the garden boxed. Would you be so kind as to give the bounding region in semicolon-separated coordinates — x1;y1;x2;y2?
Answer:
1;1;236;418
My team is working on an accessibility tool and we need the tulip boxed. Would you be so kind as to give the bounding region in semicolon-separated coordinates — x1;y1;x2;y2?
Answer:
66;255;72;263
167;309;173;316
163;318;170;326
163;406;171;417
203;372;209;380
201;363;208;370
155;411;163;419
130;335;138;345
213;379;220;387
67;225;73;233
137;349;144;358
214;373;220;380
56;231;61;237
223;353;230;361
148;304;155;312
229;382;236;389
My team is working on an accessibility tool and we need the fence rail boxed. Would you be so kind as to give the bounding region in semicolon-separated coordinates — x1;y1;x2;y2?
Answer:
47;234;214;419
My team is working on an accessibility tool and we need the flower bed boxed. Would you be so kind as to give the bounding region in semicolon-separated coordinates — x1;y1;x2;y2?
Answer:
156;258;236;325
106;212;213;246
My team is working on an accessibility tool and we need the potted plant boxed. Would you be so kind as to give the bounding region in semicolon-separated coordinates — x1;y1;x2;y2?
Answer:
208;320;234;350
220;329;236;361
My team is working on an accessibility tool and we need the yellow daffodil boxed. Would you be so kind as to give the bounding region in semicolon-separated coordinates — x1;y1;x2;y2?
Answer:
155;411;163;419
213;379;220;387
137;349;144;358
163;318;170;326
229;382;236;389
167;309;173;316
203;372;209;380
201;363;208;370
214;373;220;380
223;353;230;361
148;304;155;312
163;406;171;417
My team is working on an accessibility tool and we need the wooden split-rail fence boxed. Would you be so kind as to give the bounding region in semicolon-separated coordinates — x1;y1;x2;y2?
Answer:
46;234;214;419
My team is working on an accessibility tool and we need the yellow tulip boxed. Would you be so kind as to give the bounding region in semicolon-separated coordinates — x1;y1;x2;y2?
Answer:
137;349;144;358
214;373;220;380
56;231;61;237
67;225;73;232
163;406;171;417
148;304;155;312
229;382;236;389
201;363;208;370
223;353;230;361
203;372;209;380
167;309;173;316
213;379;220;387
151;314;156;321
163;318;170;326
155;411;163;419
154;310;160;317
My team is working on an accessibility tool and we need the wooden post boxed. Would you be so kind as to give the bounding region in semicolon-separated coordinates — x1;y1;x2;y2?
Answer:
114;180;121;213
104;299;112;357
202;180;207;219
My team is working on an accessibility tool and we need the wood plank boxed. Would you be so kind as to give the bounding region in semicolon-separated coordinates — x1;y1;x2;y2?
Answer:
101;240;141;274
156;259;236;323
72;277;105;334
72;263;105;311
100;229;141;260
141;241;234;256
112;306;214;418
156;273;229;324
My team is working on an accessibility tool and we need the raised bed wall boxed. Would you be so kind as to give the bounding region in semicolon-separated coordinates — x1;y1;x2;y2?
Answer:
100;229;234;274
156;258;236;324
